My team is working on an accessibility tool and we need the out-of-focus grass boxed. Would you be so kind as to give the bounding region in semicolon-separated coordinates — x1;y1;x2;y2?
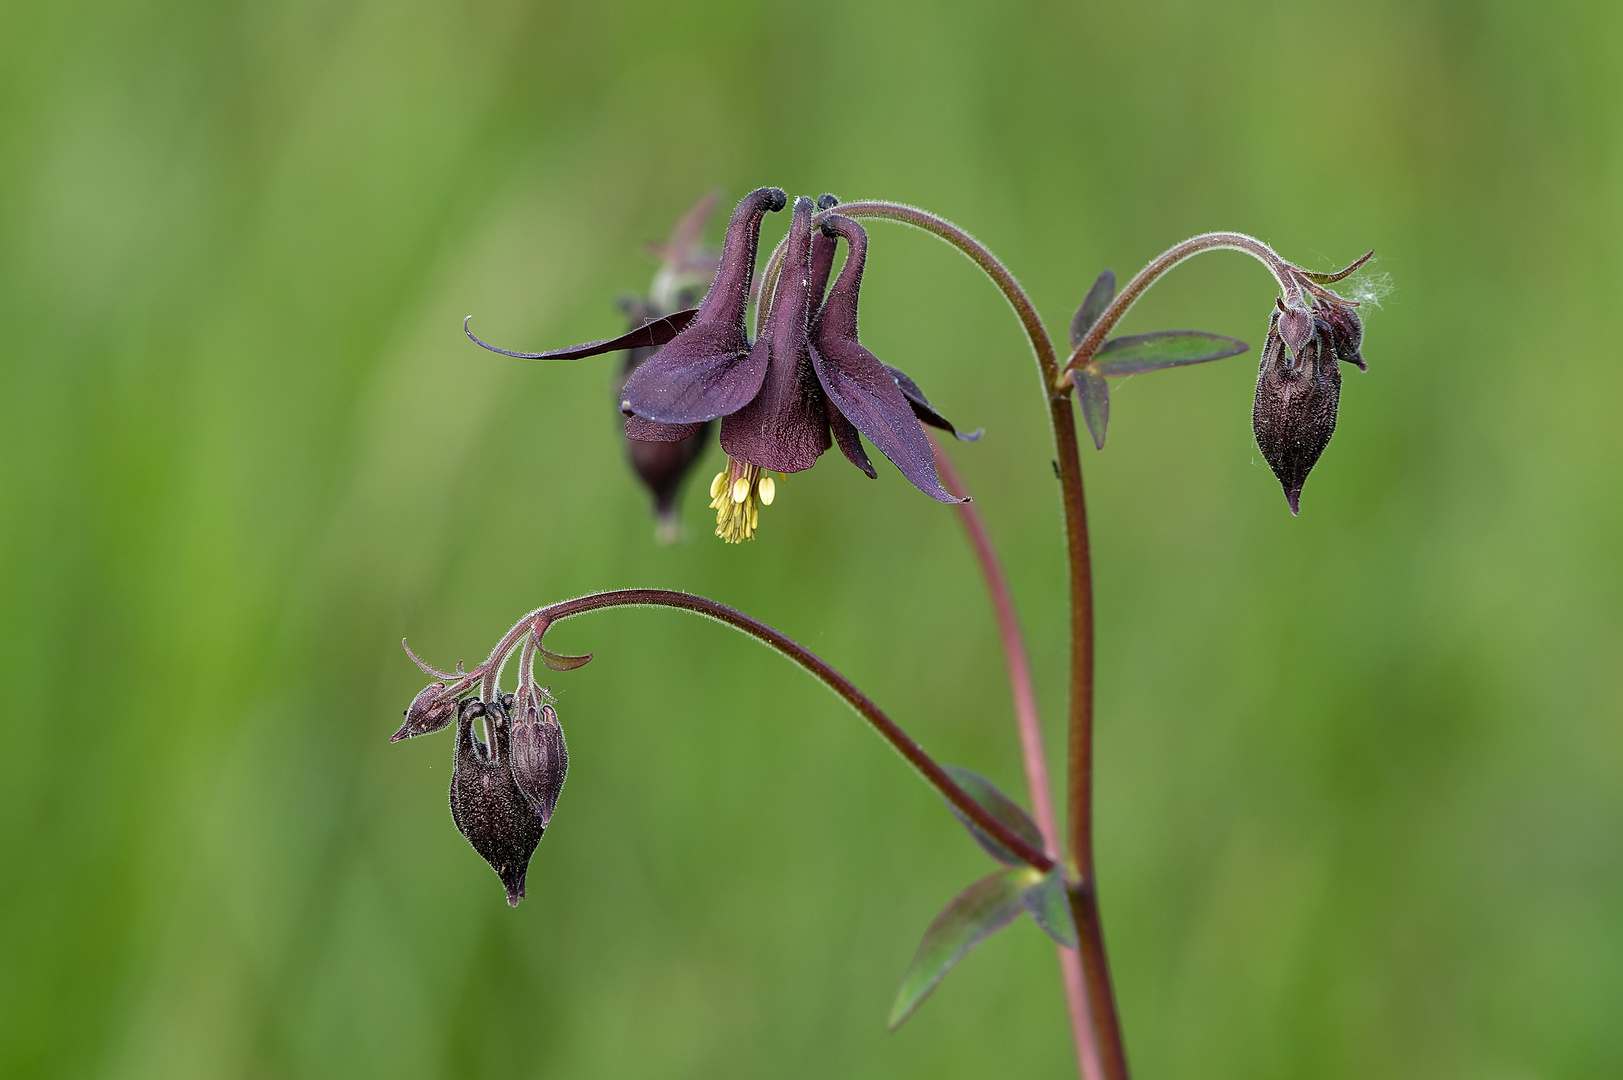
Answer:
1;0;1620;1076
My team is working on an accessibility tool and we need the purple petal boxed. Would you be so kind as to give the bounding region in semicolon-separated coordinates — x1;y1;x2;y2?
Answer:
625;415;703;442
887;366;982;442
811;214;966;503
718;198;830;471
465;308;697;360
618;188;787;424
813;340;962;503
828;395;877;478
620;321;767;424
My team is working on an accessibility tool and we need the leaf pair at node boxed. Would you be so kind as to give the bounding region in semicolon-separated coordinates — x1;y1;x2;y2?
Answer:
888;767;1076;1030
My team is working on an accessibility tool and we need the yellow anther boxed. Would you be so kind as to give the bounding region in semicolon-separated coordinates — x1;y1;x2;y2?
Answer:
707;457;779;543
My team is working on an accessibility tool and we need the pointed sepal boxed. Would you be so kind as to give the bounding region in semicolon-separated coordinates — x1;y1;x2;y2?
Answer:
888;866;1040;1030
1091;331;1249;376
465;309;698;361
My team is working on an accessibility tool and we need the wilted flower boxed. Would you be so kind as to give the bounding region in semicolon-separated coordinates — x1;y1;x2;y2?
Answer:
1252;255;1372;514
449;698;547;906
468;187;976;543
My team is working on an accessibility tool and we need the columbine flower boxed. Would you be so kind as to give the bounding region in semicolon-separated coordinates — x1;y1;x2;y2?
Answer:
1252;253;1373;514
467;187;976;543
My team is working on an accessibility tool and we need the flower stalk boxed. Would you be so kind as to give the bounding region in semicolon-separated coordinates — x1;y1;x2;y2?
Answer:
405;589;1056;876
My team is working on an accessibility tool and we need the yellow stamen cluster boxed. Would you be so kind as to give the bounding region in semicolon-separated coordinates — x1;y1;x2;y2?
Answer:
708;458;779;543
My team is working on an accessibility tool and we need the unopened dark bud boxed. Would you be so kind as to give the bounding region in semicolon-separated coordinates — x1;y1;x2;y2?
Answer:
1252;314;1340;515
449;698;546;906
1320;303;1366;371
1277;304;1315;359
510;697;569;825
391;682;458;742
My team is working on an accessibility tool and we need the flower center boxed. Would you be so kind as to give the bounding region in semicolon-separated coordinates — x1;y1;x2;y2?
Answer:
708;458;778;543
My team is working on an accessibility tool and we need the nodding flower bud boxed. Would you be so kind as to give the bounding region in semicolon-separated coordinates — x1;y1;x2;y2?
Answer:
1252;310;1340;515
391;682;458;742
1318;303;1366;372
509;690;569;825
449;698;546;907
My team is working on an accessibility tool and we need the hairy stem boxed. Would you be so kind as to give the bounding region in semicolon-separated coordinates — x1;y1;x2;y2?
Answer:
465;588;1056;874
930;435;1101;1080
1063;231;1299;382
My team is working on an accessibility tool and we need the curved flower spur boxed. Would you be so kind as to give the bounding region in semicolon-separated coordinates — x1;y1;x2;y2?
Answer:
466;188;979;542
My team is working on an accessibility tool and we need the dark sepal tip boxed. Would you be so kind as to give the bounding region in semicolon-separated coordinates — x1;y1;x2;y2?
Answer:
1285;487;1302;516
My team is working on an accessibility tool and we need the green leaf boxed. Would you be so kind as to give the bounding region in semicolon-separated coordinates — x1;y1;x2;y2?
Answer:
1075;370;1110;450
941;766;1045;866
1070;269;1116;347
888;867;1040;1030
1092;330;1248;376
1020;868;1077;947
538;646;593;671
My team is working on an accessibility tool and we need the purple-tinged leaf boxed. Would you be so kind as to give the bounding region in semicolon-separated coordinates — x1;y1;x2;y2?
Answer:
1075;370;1110;450
538;646;593;672
1092;330;1249;376
888;867;1039;1030
465;309;697;360
1020;868;1077;947
1293;250;1374;285
1070;270;1116;348
942;766;1045;866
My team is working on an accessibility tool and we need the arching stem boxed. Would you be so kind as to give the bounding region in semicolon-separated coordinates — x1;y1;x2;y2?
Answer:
449;588;1056;875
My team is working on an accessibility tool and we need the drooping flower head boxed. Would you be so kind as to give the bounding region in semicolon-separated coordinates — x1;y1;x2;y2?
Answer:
468;188;978;543
1252;253;1373;514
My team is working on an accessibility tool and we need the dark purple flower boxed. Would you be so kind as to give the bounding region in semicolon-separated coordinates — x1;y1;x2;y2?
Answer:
468;187;976;542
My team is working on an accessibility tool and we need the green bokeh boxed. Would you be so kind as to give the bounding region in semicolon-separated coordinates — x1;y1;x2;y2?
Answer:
2;0;1620;1076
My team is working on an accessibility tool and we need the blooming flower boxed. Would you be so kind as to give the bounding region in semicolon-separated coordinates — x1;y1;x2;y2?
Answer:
468;188;976;542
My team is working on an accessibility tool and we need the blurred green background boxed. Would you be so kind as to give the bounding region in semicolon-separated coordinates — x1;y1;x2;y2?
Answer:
2;0;1620;1076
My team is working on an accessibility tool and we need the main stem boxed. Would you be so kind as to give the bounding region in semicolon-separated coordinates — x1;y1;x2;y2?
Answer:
931;436;1100;1080
793;201;1126;1079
